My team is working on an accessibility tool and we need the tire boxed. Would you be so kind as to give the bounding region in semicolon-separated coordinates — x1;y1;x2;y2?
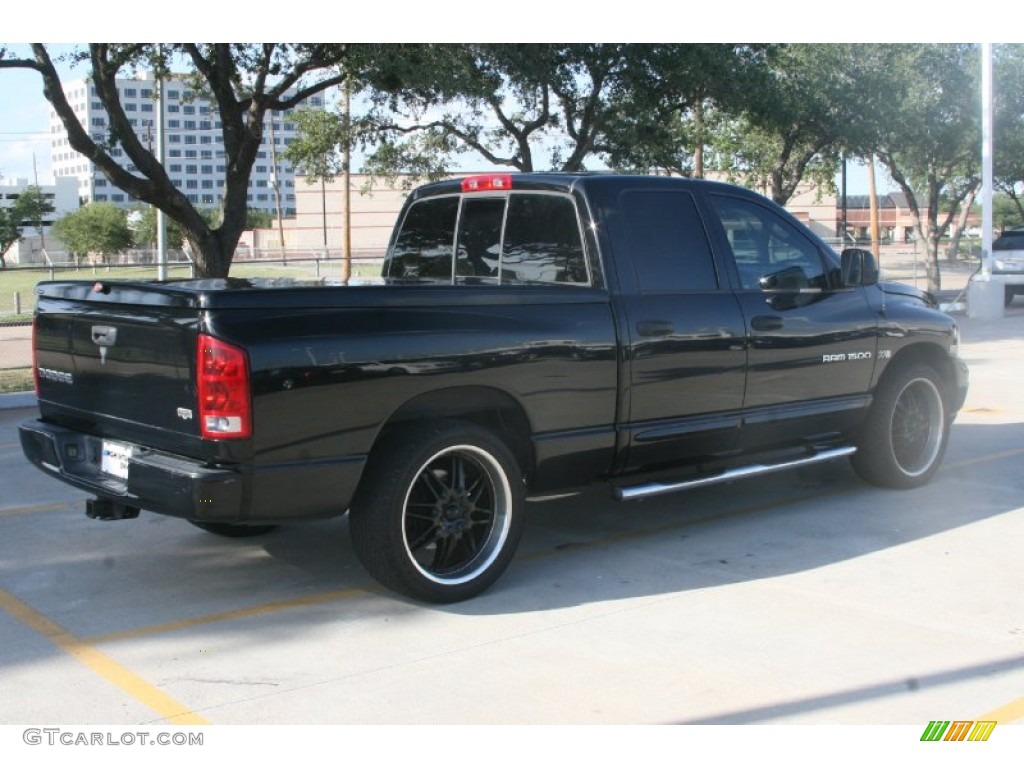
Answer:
852;364;950;489
349;420;526;603
189;521;279;537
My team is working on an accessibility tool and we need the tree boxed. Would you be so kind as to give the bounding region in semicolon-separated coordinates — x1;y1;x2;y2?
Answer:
601;44;774;178
52;203;133;263
993;44;1024;219
0;185;54;268
0;43;353;278
704;45;893;206
870;44;982;293
358;44;662;179
130;206;185;251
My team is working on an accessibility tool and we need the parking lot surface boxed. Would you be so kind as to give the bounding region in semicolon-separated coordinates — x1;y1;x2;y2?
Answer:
0;307;1022;731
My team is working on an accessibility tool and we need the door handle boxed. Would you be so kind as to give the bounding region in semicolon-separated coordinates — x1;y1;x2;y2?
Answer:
751;315;784;331
637;320;674;337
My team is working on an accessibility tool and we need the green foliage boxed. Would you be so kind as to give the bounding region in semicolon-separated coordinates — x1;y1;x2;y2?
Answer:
245;208;274;229
870;44;982;291
282;108;348;184
130;206;185;250
52;203;133;262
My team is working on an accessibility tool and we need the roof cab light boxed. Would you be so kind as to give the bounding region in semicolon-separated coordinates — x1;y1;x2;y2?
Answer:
461;174;513;193
196;334;252;440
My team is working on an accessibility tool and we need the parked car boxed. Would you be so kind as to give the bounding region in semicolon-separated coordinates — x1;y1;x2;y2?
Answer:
992;225;1024;305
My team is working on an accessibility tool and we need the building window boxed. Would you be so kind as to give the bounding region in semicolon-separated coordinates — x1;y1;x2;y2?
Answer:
169;164;182;173
185;150;197;158
201;165;213;174
141;88;153;99
167;104;179;113
200;136;211;144
186;180;198;189
111;194;125;202
183;105;195;115
168;120;180;128
125;102;137;111
91;117;106;127
184;120;196;130
200;150;213;160
184;135;196;144
124;88;136;98
185;164;197;174
168;149;181;158
168;135;181;143
141;103;153;113
201;180;214;189
168;90;179;100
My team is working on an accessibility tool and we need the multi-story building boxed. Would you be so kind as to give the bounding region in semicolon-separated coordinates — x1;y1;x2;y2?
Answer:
49;74;322;216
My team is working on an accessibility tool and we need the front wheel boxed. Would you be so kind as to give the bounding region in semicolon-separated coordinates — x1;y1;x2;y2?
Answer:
852;364;949;489
349;421;526;603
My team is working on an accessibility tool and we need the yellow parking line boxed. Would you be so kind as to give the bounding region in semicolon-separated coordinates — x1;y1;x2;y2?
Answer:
0;502;71;518
85;587;374;644
978;697;1024;724
946;446;1024;470
0;589;208;725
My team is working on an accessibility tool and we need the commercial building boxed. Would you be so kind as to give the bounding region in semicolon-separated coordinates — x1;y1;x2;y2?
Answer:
49;75;321;216
0;176;78;265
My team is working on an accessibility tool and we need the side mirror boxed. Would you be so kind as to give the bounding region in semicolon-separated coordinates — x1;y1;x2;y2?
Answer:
840;248;879;287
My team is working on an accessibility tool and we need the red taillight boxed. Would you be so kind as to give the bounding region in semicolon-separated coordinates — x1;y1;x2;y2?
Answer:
196;334;251;439
32;317;39;395
461;174;512;193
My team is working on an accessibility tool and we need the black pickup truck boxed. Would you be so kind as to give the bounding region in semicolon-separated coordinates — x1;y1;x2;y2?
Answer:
20;173;968;602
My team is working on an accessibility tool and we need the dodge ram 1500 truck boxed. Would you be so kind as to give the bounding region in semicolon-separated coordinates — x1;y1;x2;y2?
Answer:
20;173;969;602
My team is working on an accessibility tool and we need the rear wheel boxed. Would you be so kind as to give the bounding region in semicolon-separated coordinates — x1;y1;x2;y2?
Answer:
189;521;278;537
852;364;949;489
349;421;525;603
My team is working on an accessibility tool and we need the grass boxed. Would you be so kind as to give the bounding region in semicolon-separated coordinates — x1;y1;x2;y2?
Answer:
0;367;33;394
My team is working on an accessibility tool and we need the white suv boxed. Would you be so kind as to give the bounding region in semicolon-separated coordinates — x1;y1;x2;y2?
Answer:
993;226;1024;305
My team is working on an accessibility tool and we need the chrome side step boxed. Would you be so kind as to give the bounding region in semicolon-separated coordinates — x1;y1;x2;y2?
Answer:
613;446;857;502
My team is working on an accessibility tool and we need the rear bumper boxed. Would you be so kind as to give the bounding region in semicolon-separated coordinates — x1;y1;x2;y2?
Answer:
19;419;364;524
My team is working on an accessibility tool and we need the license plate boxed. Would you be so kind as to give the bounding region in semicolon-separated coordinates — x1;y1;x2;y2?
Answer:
101;441;133;480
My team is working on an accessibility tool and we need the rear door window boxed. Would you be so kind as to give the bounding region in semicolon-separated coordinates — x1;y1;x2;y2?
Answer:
621;190;718;292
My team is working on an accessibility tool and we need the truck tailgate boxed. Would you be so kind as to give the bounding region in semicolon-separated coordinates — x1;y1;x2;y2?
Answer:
34;282;202;455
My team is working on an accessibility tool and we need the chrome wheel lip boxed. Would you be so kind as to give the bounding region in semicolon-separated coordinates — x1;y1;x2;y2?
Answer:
401;443;513;586
889;376;945;477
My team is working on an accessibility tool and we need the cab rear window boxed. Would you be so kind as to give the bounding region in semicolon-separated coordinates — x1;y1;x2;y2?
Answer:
385;192;589;286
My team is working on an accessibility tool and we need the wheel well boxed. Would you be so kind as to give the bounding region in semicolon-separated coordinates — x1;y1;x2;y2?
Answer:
374;386;535;477
882;343;957;408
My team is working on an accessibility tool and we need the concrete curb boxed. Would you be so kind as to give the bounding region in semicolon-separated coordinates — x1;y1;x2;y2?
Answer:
0;391;36;411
